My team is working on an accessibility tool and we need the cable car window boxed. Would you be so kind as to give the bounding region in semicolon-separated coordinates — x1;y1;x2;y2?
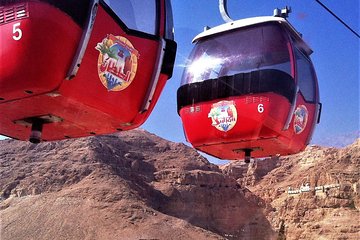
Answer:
164;0;174;40
295;48;316;102
181;23;292;85
103;0;157;35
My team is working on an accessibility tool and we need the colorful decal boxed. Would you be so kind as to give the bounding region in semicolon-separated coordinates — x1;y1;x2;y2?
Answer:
96;34;139;91
208;100;237;132
293;105;308;134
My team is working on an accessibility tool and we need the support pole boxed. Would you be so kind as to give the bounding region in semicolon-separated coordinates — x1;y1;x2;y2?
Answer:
29;119;43;144
244;148;252;163
219;0;233;23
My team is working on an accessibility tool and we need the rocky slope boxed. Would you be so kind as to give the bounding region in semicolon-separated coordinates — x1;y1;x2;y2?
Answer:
221;139;360;240
0;130;358;239
0;130;274;240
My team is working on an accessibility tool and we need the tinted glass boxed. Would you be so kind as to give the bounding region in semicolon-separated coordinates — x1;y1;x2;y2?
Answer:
164;0;174;40
181;23;292;85
295;49;316;102
39;0;91;27
103;0;157;35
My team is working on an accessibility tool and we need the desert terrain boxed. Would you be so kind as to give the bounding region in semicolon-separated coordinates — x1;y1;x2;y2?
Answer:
0;129;359;239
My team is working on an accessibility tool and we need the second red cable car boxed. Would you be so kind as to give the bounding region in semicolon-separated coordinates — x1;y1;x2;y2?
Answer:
177;7;321;162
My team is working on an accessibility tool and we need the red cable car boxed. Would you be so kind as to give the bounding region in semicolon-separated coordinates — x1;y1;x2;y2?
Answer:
177;6;321;162
0;0;176;143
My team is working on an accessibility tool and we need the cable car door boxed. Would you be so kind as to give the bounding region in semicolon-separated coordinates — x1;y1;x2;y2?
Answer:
59;0;166;126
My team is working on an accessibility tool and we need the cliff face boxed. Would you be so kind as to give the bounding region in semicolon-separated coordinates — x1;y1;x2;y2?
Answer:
0;130;359;240
221;140;360;240
0;130;274;240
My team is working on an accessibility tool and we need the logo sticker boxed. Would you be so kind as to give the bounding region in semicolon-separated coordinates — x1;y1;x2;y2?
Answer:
294;105;308;134
208;100;237;132
96;34;139;91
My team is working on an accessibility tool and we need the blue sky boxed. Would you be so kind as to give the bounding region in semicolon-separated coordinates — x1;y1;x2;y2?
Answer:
1;1;358;163
143;0;359;155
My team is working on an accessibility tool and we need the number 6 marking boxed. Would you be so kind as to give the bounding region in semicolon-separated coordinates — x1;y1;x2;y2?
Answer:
13;23;22;41
257;103;264;113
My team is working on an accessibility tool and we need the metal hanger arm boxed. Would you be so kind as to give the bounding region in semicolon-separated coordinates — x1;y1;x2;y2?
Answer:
219;0;233;22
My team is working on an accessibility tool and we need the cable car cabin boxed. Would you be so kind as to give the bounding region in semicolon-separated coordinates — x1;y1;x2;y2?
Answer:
177;16;321;161
0;0;176;143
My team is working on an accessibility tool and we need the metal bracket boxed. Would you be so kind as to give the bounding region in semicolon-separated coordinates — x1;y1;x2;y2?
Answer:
14;115;64;143
66;0;99;80
219;0;233;23
233;147;262;163
273;6;292;18
317;102;322;124
140;39;166;112
283;86;299;131
14;115;63;127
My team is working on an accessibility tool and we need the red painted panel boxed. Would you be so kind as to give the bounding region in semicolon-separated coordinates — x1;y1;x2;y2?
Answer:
0;1;81;101
59;6;161;124
179;93;318;160
180;94;290;145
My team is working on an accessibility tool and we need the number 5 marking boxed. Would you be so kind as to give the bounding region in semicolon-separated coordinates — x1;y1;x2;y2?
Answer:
13;23;22;41
257;103;264;113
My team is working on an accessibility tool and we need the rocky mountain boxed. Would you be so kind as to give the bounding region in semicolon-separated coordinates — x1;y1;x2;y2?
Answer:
0;129;359;240
221;140;360;240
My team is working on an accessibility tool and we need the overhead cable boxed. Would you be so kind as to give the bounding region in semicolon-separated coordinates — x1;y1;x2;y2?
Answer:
315;0;360;39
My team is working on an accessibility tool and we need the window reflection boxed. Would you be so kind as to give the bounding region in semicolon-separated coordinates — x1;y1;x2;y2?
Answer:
103;0;157;35
295;49;316;102
182;24;292;85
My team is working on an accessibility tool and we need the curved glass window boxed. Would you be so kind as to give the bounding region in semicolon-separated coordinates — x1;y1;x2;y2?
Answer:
164;0;174;40
37;0;91;27
295;48;316;102
181;23;292;85
103;0;157;35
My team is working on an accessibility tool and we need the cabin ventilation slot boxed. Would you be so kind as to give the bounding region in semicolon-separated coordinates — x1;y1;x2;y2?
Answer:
0;3;29;25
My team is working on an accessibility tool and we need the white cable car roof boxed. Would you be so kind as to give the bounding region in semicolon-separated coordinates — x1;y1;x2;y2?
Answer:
193;16;313;55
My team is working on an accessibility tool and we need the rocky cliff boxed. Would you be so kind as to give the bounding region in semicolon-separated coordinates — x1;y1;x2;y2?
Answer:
0;130;359;239
221;139;360;240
